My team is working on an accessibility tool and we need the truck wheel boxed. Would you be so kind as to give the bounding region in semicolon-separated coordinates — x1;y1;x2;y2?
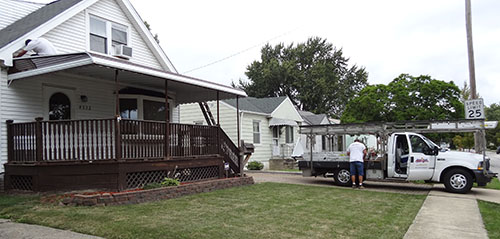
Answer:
334;169;352;186
443;169;473;194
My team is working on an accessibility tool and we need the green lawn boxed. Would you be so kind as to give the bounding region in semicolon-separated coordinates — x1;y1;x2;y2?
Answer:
0;183;425;239
478;200;500;239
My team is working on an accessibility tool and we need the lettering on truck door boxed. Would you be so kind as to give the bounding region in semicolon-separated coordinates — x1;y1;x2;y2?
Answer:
407;134;436;180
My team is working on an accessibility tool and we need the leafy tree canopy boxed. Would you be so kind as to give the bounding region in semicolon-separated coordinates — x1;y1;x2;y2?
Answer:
486;103;500;148
341;74;464;123
234;37;368;118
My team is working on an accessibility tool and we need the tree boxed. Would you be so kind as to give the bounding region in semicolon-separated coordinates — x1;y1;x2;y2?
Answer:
341;74;464;123
236;37;368;118
485;103;500;149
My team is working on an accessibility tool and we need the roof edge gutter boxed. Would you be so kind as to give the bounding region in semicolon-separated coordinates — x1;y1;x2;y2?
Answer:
7;57;94;83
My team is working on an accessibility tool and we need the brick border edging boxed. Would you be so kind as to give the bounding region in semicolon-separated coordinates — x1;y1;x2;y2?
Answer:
62;176;255;206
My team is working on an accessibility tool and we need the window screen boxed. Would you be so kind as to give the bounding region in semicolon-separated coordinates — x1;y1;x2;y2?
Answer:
253;121;260;144
143;100;166;121
90;17;107;53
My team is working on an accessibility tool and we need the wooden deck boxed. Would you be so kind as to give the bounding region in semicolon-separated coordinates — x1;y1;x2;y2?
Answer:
4;118;241;192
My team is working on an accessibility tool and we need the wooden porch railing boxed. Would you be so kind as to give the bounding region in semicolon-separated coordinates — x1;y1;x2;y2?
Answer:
6;118;241;173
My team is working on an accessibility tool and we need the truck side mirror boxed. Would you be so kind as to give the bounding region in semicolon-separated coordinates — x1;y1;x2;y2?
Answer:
433;146;440;155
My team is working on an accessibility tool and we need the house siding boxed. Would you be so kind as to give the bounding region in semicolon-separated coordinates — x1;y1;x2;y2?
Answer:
0;0;43;30
41;0;164;70
271;98;303;122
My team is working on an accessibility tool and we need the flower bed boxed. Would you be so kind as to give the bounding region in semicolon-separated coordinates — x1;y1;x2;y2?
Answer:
61;176;254;206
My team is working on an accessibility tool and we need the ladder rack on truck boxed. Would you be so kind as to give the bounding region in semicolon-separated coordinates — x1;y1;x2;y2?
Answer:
298;119;498;193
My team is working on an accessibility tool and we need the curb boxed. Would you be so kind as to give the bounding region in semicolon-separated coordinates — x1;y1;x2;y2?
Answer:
245;170;302;175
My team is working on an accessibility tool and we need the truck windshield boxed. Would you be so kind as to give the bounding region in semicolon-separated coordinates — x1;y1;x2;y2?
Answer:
421;135;438;148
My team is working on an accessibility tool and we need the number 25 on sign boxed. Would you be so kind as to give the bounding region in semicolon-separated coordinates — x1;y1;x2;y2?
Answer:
465;99;485;119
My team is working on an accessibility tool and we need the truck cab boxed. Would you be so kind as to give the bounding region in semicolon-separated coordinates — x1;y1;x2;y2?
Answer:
387;132;493;193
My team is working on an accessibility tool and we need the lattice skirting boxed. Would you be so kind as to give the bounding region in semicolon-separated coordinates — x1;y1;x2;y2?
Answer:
126;166;220;189
10;175;33;191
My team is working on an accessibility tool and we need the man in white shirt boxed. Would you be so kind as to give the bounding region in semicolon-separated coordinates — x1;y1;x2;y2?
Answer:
347;139;367;189
15;38;57;57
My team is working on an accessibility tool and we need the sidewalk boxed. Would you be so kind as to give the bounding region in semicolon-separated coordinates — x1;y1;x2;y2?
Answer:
403;185;498;239
0;219;103;239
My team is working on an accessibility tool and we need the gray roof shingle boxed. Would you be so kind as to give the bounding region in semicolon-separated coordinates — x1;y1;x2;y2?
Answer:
223;96;288;114
298;110;329;125
0;0;83;49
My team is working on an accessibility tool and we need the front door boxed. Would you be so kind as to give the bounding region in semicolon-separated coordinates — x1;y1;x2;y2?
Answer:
43;85;75;120
272;126;280;156
407;134;436;181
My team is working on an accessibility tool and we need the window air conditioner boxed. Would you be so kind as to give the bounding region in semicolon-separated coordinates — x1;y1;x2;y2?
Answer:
113;44;132;59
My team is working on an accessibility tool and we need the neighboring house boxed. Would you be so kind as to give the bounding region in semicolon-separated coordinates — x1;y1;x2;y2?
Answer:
298;110;339;155
0;0;246;191
180;96;303;169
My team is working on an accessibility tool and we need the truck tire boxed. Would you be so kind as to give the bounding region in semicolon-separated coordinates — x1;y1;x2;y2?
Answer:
334;169;352;186
443;168;473;194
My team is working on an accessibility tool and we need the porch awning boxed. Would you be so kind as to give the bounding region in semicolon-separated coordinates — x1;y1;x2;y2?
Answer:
269;118;298;127
7;52;247;104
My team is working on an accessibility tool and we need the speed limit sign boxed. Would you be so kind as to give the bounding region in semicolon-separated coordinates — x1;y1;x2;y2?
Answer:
465;99;485;119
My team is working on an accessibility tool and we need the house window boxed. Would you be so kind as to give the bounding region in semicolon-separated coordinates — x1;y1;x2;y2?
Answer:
285;126;294;143
89;15;128;55
272;127;279;138
143;100;165;121
89;16;107;53
119;99;138;119
253;121;261;144
49;92;71;120
322;135;326;151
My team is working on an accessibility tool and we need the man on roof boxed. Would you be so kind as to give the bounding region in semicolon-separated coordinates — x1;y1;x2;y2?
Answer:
14;37;57;57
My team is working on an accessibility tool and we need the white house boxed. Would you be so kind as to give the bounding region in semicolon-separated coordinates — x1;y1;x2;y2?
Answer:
180;96;303;169
0;0;246;191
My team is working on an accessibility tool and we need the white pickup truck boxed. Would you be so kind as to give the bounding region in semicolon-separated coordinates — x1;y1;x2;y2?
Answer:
298;120;498;193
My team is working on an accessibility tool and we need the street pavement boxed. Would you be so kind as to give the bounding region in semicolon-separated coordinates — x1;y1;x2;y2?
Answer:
0;219;103;239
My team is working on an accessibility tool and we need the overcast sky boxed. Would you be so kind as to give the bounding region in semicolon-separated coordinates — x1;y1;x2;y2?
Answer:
33;0;500;106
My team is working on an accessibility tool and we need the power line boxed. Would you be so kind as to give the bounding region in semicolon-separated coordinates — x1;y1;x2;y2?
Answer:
183;27;299;74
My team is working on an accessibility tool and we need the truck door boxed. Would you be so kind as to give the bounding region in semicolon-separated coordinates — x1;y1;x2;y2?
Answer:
407;134;436;181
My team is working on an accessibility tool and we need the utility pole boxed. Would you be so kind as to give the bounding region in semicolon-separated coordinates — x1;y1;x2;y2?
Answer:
465;0;482;153
465;0;476;99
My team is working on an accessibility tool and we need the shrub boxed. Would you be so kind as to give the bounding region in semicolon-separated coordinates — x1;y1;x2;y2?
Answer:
161;177;180;187
142;177;180;190
247;161;264;170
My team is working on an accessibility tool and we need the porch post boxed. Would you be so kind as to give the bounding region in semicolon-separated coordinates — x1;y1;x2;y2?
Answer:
114;70;122;161
236;96;242;175
164;79;170;159
6;120;13;163
35;117;43;162
217;91;220;155
114;70;120;116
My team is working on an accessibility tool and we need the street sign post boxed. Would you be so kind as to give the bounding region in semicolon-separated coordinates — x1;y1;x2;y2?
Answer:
465;98;485;119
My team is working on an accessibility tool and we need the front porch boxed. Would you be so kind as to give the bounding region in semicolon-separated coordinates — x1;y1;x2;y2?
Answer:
3;53;247;192
5;118;241;191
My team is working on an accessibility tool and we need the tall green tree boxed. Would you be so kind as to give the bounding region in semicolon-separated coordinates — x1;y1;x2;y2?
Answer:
341;74;464;123
485;103;500;148
236;37;368;118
